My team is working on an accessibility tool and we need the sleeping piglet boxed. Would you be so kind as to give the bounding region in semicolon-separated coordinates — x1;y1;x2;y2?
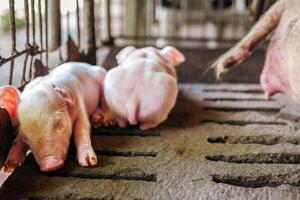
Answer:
4;62;106;172
100;46;185;130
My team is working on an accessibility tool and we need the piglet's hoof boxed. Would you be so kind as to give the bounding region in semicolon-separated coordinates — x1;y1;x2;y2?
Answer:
77;149;97;167
91;110;104;129
103;117;117;127
3;160;20;173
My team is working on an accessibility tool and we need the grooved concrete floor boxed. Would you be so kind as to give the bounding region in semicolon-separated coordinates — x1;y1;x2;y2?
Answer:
1;83;300;199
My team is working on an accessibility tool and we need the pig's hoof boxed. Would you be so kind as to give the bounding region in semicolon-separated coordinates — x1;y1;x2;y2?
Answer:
209;57;230;80
78;150;97;167
3;160;20;173
103;118;117;127
91;112;104;129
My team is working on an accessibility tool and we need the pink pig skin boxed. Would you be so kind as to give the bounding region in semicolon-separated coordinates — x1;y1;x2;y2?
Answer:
4;62;106;172
210;0;300;102
104;46;185;130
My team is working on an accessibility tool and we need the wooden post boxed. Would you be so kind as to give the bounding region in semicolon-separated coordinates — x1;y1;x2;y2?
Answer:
48;0;61;51
84;0;96;64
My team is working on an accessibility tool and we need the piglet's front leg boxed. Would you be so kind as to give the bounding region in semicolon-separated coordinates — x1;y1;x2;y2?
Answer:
3;134;28;173
74;102;97;167
91;98;116;129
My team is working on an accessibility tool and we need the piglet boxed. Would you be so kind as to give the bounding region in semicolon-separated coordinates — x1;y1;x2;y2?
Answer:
101;46;185;130
4;62;106;172
209;0;300;102
0;86;20;126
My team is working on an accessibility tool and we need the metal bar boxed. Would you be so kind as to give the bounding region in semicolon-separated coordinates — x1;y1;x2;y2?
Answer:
21;54;29;84
9;0;17;53
29;55;33;80
0;46;43;66
9;0;17;84
45;0;49;66
24;0;30;46
31;0;36;45
48;0;61;51
38;0;43;60
67;11;70;36
21;0;30;84
83;0;96;64
102;0;113;44
76;0;81;47
118;34;245;42
28;0;36;80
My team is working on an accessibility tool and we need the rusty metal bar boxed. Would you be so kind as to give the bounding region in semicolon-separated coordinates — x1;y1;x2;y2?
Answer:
21;0;30;84
28;0;36;80
9;0;17;85
76;0;81;47
83;0;96;64
0;46;43;66
31;0;36;45
38;0;43;60
21;54;29;84
28;57;33;80
45;0;49;66
48;0;61;51
24;0;30;46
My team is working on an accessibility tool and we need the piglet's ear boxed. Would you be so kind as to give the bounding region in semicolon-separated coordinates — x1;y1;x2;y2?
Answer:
116;46;136;64
53;86;73;107
160;46;185;66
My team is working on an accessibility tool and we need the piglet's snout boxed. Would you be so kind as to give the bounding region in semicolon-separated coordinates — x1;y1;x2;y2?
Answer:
40;156;64;172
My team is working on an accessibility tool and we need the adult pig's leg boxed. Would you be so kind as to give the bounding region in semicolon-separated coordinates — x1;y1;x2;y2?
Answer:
74;101;97;167
3;134;28;172
210;0;285;79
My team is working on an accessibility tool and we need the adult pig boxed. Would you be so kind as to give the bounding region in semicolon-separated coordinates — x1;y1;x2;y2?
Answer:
103;46;185;130
5;62;106;172
210;0;300;101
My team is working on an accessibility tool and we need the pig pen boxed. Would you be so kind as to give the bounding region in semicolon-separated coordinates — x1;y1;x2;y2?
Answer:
1;0;300;199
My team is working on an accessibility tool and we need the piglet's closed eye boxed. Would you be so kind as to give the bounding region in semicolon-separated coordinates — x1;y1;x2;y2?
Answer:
160;46;185;66
52;113;66;133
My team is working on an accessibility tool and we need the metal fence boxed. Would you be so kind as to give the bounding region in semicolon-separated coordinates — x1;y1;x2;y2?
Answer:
0;0;276;88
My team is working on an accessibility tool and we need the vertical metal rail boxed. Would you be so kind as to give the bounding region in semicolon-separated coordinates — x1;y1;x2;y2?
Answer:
76;0;81;48
102;0;112;45
22;0;30;84
29;0;36;79
38;0;43;60
48;0;61;51
45;0;49;67
30;0;36;46
84;0;96;64
145;0;154;38
67;11;70;37
8;0;17;85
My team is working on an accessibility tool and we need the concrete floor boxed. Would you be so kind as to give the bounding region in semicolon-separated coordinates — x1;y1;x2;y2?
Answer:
1;48;300;199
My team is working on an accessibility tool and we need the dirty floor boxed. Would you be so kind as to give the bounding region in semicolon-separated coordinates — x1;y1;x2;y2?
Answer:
1;48;300;199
